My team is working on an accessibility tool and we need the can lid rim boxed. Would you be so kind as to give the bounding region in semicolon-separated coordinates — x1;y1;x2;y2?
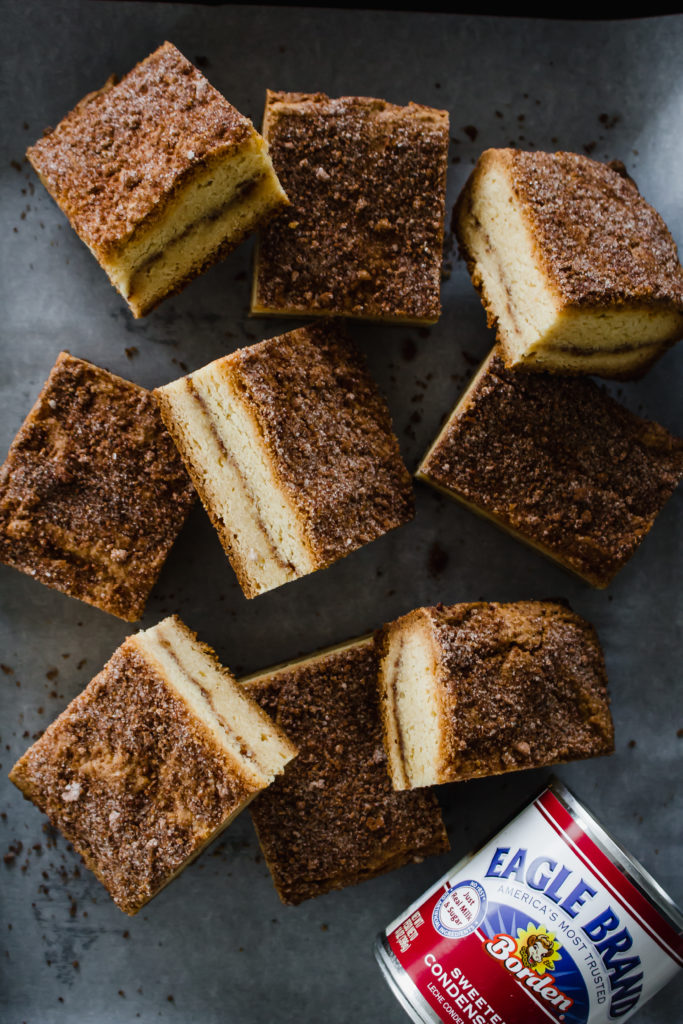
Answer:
549;777;683;934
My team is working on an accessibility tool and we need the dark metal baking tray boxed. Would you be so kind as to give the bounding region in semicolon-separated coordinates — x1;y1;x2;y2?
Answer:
1;5;681;1021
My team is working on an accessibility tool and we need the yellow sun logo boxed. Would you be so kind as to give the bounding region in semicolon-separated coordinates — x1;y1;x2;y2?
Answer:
515;924;562;975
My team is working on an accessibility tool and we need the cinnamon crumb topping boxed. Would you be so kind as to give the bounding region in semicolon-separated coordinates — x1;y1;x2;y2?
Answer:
421;351;683;586
506;150;683;307
10;640;257;915
429;601;613;778
248;641;448;904
228;322;414;566
0;352;194;620
27;42;255;254
254;92;449;321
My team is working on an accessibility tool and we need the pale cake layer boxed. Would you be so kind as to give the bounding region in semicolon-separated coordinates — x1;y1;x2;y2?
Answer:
155;376;298;596
155;362;315;598
103;145;286;316
456;149;683;377
156;322;414;598
457;152;560;362
376;609;442;790
515;337;670;377
133;616;297;784
192;361;315;584
104;141;273;276
9;616;295;914
377;603;614;791
242;636;448;904
417;347;683;588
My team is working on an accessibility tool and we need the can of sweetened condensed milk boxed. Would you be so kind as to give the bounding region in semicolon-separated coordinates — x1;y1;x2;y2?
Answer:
375;779;682;1024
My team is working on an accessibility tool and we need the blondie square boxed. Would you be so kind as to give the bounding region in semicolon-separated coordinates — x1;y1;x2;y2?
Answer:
417;347;683;587
377;601;614;790
455;149;683;377
27;42;288;316
252;91;449;324
0;352;195;620
10;616;297;915
155;321;414;598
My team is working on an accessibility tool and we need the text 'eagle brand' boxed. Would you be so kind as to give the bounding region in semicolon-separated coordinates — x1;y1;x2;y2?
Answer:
375;781;683;1024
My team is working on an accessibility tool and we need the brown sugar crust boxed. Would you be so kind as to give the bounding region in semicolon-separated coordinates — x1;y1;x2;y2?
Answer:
421;352;683;586
27;42;255;255
457;149;683;311
227;321;414;567
254;91;449;322
509;150;683;307
10;640;258;915
247;641;448;904
429;602;613;781
0;352;195;620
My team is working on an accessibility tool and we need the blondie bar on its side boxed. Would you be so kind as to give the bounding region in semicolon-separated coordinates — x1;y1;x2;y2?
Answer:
243;636;448;904
377;601;614;790
155;321;414;598
10;616;297;915
0;352;194;621
27;42;288;316
455;149;683;377
252;91;449;324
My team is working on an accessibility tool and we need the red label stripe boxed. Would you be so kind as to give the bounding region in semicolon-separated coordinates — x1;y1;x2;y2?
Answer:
536;790;683;966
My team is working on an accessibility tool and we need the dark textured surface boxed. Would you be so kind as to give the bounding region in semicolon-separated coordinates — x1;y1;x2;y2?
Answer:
232;321;414;565
0;352;195;621
420;349;683;586
253;91;449;321
1;6;682;1024
246;639;448;904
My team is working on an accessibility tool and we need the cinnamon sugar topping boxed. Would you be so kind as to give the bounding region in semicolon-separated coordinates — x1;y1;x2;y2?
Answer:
247;640;448;904
27;42;254;254
426;601;613;779
228;321;414;566
506;150;683;308
10;640;257;915
0;352;194;620
253;92;449;322
420;351;683;586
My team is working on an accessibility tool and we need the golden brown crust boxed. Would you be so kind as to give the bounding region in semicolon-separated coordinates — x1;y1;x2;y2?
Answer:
223;321;415;568
253;91;449;322
419;349;683;586
505;149;683;309
380;602;613;786
245;640;448;904
27;42;256;256
0;353;195;620
429;602;613;781
10;637;260;915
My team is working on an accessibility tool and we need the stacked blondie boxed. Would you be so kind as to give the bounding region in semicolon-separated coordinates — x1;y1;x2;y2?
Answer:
3;41;682;914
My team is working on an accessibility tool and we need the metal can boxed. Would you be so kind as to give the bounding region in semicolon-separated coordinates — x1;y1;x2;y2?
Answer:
375;779;682;1024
